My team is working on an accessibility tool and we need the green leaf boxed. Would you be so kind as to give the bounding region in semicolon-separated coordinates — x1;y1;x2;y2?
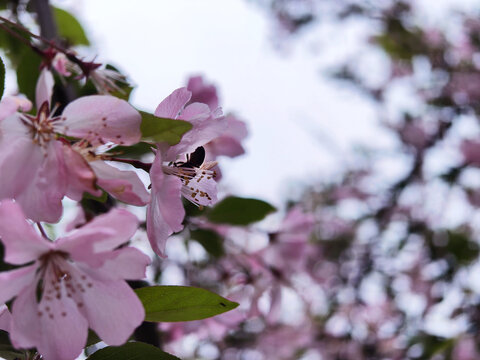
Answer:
16;49;41;102
0;24;31;65
105;64;133;100
446;231;480;265
53;7;90;45
207;196;276;225
0;334;26;360
87;342;180;360
0;56;5;100
83;190;108;203
108;142;154;159
140;111;192;145
0;346;26;360
190;229;225;258
135;286;239;322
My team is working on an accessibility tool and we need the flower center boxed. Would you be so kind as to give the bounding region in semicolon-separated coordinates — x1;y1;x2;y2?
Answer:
163;161;218;207
20;101;58;147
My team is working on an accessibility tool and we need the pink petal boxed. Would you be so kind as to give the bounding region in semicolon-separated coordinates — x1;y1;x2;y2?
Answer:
0;304;11;332
0;96;32;121
14;140;66;222
52;53;72;77
73;264;144;346
35;69;54;110
98;247;150;280
154;87;192;119
181;170;217;206
61;95;141;146
63;144;101;201
0;136;44;199
146;152;185;257
206;135;245;158
65;206;86;232
166;105;226;161
205;114;248;158
186;75;219;110
8;286;41;350
10;281;88;360
0;265;37;305
180;102;212;123
0;201;51;264
90;161;150;206
57;208;139;258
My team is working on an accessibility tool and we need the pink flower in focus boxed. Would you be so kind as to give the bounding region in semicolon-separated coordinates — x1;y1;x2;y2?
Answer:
147;87;224;256
0;201;149;360
0;70;146;222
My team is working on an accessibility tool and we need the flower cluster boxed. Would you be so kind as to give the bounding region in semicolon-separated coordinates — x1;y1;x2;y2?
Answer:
0;17;248;356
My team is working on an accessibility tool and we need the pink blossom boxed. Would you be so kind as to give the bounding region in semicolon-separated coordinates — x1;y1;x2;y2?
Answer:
146;87;223;256
51;52;72;77
186;75;219;110
461;139;480;166
0;200;149;360
445;72;480;104
204;114;248;159
452;336;479;360
261;207;315;272
0;70;146;222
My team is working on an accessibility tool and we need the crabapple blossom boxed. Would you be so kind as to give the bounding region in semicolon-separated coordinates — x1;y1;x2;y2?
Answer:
146;87;224;256
0;201;149;360
0;70;147;222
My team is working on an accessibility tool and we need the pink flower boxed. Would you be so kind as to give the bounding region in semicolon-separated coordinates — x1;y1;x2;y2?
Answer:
186;75;219;110
146;87;225;256
0;200;149;360
261;207;315;272
204;114;248;159
461;139;480;166
0;70;146;222
186;76;248;160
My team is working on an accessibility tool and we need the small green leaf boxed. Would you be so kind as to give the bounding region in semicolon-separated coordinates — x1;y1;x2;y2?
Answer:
0;334;26;360
135;286;239;322
108;142;154;159
83;190;108;203
190;229;225;258
53;7;90;45
0;347;26;360
140;111;192;145
16;49;41;102
104;64;133;100
0;56;5;100
207;196;276;225
87;342;180;360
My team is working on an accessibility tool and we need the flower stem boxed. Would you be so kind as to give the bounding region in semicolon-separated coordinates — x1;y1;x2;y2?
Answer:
36;222;50;240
